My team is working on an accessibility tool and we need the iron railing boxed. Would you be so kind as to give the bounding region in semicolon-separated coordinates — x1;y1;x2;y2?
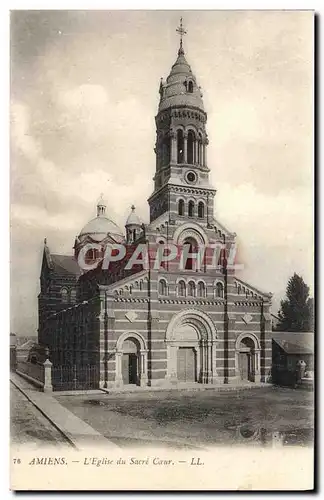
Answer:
51;364;99;391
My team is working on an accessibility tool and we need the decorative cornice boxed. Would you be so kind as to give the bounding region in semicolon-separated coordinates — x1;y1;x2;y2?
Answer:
234;301;263;307
156;105;207;121
159;298;224;306
115;298;149;303
170;186;216;196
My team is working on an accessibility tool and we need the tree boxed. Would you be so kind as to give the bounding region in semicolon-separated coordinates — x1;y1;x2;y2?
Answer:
276;273;313;332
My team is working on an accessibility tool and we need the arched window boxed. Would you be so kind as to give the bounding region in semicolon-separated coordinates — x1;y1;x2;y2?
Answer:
61;288;68;303
198;201;205;218
188;200;195;217
187;130;195;164
197;281;206;298
183;237;198;270
70;289;76;304
188;81;193;93
158;279;168;296
177;280;186;297
216;282;224;298
157;239;168;270
161;136;170;165
177;129;184;164
178;199;185;216
188;281;196;297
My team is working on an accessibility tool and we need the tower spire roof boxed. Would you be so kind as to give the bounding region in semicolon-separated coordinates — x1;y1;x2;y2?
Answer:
157;19;204;113
176;17;187;55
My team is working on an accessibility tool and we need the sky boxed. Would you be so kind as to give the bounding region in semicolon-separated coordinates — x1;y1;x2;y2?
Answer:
10;10;313;336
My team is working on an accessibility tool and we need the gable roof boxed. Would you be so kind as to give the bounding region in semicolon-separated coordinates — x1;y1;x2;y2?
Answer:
51;254;81;277
272;332;314;355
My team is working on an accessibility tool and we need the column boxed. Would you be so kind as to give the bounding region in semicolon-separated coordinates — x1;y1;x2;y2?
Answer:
201;341;207;384
211;341;219;384
115;351;123;388
196;346;201;383
207;342;213;383
183;133;188;163
170;132;177;163
140;349;148;387
205;342;209;383
203;139;208;167
254;349;261;383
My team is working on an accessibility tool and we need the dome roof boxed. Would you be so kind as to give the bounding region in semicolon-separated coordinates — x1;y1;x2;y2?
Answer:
79;216;124;242
126;205;142;227
158;49;204;113
79;197;124;243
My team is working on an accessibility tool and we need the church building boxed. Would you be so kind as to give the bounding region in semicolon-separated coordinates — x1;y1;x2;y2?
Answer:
38;22;273;390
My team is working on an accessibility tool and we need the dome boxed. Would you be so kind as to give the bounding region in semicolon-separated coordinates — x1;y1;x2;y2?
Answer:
78;197;124;243
126;205;142;227
158;50;204;113
79;216;124;243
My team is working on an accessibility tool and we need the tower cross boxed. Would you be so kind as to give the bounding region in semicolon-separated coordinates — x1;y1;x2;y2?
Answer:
176;17;187;54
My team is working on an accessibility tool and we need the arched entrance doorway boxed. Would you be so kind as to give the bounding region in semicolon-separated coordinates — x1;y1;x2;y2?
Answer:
235;333;261;383
122;338;140;385
165;309;218;385
175;324;198;382
115;332;148;387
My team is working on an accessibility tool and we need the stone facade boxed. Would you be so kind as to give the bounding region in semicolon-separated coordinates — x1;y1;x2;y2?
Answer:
38;36;272;390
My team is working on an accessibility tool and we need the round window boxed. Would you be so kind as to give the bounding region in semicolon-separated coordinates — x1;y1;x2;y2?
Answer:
186;171;197;184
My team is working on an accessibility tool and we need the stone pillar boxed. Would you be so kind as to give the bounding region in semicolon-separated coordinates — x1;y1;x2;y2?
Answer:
207;342;213;383
183;133;188;163
170;131;177;163
115;351;123;388
140;349;148;387
196;346;201;383
254;349;261;383
211;341;219;384
203;139;208;167
43;359;53;393
201;341;208;384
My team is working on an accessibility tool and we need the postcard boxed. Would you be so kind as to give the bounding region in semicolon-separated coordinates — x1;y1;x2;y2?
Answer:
10;10;314;491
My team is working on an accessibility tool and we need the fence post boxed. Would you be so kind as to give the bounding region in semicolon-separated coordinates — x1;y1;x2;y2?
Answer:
73;364;77;391
43;358;53;393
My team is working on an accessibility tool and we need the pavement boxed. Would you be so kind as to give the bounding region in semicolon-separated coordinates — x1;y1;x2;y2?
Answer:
11;383;70;449
10;372;119;450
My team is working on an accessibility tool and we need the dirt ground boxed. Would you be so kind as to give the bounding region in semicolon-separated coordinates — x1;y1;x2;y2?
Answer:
56;386;314;449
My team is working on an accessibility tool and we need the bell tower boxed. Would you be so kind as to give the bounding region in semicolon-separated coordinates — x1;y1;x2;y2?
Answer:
148;18;216;226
